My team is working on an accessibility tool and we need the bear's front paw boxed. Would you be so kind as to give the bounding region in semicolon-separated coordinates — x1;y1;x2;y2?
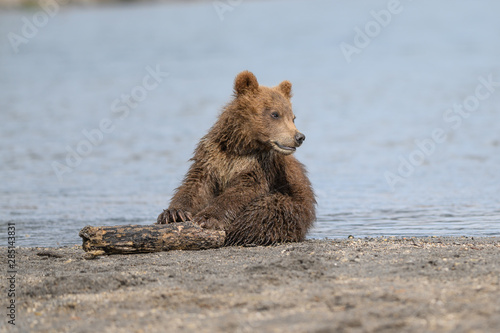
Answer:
194;216;225;231
156;209;193;224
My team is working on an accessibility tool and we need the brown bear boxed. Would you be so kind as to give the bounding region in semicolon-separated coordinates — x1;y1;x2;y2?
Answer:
157;71;316;246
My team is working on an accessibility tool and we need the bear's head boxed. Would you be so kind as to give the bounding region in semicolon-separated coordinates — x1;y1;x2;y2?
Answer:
231;71;305;156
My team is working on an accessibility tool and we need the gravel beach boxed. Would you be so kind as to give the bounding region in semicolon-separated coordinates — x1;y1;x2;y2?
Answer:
3;236;499;332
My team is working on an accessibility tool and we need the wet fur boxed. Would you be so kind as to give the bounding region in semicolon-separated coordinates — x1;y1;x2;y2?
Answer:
158;71;316;246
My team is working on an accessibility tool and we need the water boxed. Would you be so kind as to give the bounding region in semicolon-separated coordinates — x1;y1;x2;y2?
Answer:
1;0;499;247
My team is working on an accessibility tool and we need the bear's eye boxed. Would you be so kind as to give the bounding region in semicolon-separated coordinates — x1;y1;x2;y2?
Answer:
271;112;280;119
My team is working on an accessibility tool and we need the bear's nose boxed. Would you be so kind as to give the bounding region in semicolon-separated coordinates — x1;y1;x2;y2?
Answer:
295;132;306;145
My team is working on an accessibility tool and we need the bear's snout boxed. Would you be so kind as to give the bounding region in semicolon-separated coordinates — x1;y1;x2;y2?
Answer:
295;132;306;146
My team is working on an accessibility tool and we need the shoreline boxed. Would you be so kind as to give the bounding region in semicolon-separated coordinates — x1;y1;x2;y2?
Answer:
3;236;500;332
0;0;205;9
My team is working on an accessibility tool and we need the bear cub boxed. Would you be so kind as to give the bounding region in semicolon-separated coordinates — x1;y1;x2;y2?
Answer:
157;71;316;246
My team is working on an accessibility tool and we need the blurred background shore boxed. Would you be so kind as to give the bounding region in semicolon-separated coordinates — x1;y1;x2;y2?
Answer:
0;0;197;8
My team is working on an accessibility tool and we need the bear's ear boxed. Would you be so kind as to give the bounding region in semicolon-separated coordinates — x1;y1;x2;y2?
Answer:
234;70;259;96
278;80;292;99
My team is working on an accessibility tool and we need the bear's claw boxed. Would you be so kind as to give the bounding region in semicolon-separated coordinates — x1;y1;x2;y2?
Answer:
156;209;193;224
194;216;225;231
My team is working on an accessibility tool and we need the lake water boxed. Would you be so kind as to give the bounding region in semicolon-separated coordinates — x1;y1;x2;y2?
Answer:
1;0;499;247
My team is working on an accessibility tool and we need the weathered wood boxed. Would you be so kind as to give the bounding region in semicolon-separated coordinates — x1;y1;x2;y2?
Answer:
79;223;226;255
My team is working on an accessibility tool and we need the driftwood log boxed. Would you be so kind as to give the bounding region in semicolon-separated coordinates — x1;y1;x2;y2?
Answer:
79;223;225;256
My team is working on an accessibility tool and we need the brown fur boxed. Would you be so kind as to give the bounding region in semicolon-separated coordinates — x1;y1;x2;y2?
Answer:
157;71;316;246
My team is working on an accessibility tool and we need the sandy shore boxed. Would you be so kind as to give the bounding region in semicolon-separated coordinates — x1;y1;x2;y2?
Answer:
3;237;500;332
